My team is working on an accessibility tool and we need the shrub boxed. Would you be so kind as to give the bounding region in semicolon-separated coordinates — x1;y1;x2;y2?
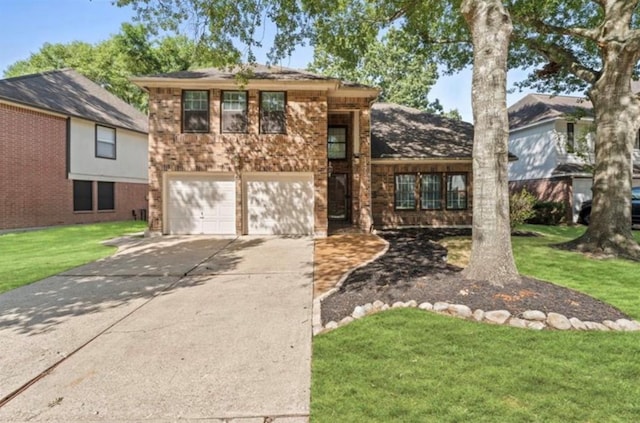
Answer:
509;189;537;229
529;201;566;225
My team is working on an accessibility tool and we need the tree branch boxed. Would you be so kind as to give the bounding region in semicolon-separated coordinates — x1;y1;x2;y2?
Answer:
519;35;599;84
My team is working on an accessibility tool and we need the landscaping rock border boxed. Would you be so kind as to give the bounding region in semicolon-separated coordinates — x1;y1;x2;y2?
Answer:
313;300;640;335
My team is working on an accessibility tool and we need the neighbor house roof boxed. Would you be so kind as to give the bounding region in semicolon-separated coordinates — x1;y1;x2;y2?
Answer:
0;69;147;133
508;93;593;130
131;63;378;97
371;103;474;160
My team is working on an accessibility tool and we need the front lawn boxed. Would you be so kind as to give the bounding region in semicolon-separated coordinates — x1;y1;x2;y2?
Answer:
312;309;640;422
0;221;146;294
312;225;640;422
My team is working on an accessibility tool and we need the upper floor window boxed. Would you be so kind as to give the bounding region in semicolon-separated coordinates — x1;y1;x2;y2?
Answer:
328;126;347;159
182;90;209;133
260;92;286;134
566;122;575;151
95;125;116;159
395;174;416;210
446;174;468;210
221;91;248;133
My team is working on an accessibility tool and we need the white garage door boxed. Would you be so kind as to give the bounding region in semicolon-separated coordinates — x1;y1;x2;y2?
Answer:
245;173;314;235
166;174;236;235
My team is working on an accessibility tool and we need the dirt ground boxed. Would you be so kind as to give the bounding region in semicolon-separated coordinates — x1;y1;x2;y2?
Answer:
318;228;630;325
313;233;387;297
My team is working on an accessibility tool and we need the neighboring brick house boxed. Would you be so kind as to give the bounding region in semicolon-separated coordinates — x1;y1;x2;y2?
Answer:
371;103;473;228
0;69;148;230
508;93;640;222
132;65;378;237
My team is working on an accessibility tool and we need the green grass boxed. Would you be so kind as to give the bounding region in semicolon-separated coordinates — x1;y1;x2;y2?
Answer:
513;225;640;319
312;309;640;422
312;225;640;422
0;221;146;293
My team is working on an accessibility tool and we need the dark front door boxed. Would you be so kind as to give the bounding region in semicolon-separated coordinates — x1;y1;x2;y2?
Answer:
328;173;349;220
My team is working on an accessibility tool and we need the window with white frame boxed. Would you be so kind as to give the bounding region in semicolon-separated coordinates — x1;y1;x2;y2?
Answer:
95;125;116;159
395;174;416;210
221;91;248;133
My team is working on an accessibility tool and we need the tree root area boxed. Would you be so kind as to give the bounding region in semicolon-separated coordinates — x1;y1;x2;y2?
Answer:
321;228;629;325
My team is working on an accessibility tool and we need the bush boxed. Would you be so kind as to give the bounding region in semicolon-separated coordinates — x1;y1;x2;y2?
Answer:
529;201;566;225
509;189;537;229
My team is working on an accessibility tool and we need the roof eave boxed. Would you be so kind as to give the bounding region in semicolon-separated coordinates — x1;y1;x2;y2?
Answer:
0;97;148;135
130;77;380;97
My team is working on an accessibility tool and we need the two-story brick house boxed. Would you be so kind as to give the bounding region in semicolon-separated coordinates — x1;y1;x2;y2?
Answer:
0;69;148;231
132;65;379;237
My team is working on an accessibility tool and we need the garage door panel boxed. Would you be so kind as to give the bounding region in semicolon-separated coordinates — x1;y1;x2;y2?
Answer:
167;176;236;235
246;175;314;235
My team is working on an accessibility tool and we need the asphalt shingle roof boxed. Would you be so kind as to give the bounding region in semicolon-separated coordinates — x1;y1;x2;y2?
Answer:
371;103;474;159
0;69;148;133
139;63;371;88
508;93;593;130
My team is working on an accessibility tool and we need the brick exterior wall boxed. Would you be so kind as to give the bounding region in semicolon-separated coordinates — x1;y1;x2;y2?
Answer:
371;161;473;228
147;88;373;236
0;103;147;230
509;177;573;222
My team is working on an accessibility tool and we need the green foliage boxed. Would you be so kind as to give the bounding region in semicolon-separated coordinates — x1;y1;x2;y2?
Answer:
310;30;444;112
3;23;208;111
528;201;567;226
509;189;537;229
0;221;146;293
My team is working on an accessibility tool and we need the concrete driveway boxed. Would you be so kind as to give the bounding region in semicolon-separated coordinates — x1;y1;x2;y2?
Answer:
0;236;313;422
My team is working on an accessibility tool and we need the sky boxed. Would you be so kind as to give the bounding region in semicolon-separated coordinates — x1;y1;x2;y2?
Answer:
0;0;544;122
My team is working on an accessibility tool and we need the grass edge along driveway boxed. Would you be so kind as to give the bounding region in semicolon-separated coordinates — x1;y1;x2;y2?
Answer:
0;221;147;294
312;225;640;422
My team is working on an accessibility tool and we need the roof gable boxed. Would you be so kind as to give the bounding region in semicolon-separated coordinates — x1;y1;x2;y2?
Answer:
0;69;147;133
371;103;474;159
508;93;593;130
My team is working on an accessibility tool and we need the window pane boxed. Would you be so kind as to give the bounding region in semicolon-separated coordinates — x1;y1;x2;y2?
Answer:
261;92;285;112
183;90;209;132
73;180;93;211
447;174;467;210
395;174;416;209
260;92;286;133
96;126;116;158
222;91;247;132
421;174;442;209
98;182;115;210
328;127;347;159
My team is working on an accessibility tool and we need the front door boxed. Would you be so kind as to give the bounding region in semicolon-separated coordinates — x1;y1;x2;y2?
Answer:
328;173;349;220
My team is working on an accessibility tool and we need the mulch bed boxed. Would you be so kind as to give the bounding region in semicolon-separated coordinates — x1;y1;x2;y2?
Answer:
321;228;630;325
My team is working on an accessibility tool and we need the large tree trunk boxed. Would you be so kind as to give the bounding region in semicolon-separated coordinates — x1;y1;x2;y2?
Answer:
460;0;520;286
562;1;640;259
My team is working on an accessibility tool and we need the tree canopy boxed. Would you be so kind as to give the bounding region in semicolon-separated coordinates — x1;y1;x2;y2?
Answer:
3;23;209;111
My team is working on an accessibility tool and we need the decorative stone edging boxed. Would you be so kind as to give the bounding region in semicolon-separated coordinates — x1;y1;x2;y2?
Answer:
315;300;640;335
